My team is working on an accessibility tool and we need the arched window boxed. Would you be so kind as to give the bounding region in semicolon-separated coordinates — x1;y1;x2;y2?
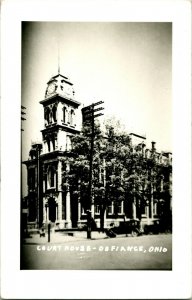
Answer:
49;110;53;124
47;140;50;152
45;107;50;125
66;135;72;151
52;105;57;123
48;167;56;188
70;109;74;125
63;107;67;123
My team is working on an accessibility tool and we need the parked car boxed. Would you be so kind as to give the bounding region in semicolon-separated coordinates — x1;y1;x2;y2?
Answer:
113;220;142;236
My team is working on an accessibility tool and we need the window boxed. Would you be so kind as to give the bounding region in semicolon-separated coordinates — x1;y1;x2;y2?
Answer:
95;205;100;214
63;107;67;123
45;107;50;125
141;205;148;217
48;167;56;188
70;109;75;126
28;168;36;190
52;105;57;122
108;202;114;214
66;135;72;151
117;201;124;215
82;207;86;215
153;202;157;215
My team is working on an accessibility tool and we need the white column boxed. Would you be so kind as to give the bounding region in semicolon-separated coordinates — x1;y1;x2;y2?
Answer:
56;206;58;221
146;206;150;225
103;209;107;228
50;140;53;152
151;183;154;219
57;160;62;222
43;199;46;223
91;203;94;217
66;189;71;226
78;201;81;222
47;206;49;222
59;102;62;124
132;201;136;220
57;160;62;191
133;179;137;219
66;163;72;227
57;193;62;222
103;158;106;227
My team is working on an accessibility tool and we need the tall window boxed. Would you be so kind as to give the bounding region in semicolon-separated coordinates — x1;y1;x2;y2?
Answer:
48;167;55;188
117;201;124;215
66;135;72;151
28;168;36;190
108;202;114;215
52;105;57;122
82;207;86;215
70;109;74;126
63;107;67;123
95;205;100;214
45;107;50;125
153;202;157;215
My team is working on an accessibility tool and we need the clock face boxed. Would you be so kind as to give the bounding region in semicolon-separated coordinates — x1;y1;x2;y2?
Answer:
47;83;56;95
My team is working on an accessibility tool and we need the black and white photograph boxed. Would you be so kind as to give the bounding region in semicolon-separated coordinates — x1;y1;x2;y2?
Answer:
20;21;172;271
1;0;191;299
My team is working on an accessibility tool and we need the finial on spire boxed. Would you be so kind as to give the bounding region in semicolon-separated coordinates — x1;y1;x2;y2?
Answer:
58;42;60;74
57;39;60;74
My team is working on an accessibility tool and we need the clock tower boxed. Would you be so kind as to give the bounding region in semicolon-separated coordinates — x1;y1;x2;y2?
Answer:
40;73;80;154
24;73;81;229
38;73;81;228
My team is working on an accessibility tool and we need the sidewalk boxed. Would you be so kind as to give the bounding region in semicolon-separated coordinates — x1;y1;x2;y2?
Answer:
23;230;108;244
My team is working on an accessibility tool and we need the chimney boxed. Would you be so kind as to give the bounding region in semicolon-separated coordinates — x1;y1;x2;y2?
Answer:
151;141;156;152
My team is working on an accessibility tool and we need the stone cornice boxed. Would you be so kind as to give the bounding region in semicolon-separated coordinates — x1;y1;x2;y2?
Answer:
39;94;80;107
41;124;80;135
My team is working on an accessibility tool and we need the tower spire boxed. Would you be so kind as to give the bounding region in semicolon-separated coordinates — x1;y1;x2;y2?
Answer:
58;43;60;74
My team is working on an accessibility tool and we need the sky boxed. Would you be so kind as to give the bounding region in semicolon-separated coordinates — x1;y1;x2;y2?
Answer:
22;22;172;152
21;22;172;195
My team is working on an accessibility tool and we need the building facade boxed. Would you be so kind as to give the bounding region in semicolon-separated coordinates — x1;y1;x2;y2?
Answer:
23;72;172;230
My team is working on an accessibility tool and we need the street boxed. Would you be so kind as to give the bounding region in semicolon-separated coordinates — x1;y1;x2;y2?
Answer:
21;233;172;270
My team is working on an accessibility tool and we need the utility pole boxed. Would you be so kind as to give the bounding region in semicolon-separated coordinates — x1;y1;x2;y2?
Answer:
82;101;104;239
21;106;26;131
35;143;42;228
21;106;27;238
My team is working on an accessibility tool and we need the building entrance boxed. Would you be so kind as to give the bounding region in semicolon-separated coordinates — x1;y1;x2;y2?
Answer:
48;198;57;222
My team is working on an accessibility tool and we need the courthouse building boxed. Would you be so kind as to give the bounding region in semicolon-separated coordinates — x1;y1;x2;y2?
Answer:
23;72;172;230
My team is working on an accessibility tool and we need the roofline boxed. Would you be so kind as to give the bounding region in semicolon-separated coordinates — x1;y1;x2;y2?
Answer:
22;150;75;165
129;133;146;140
41;124;80;134
47;74;72;85
39;94;81;107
